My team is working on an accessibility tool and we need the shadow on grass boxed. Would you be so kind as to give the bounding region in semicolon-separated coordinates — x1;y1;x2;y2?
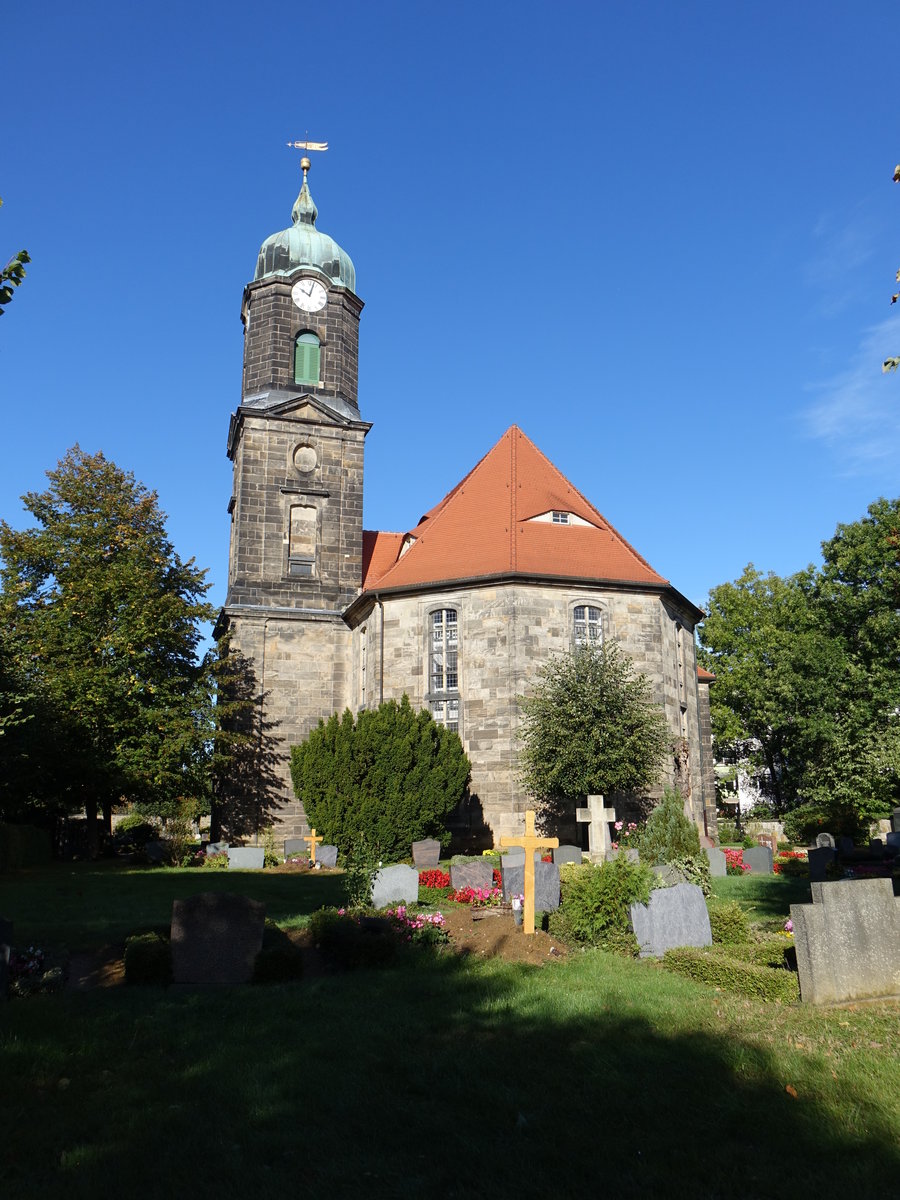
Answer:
0;861;346;949
1;947;898;1199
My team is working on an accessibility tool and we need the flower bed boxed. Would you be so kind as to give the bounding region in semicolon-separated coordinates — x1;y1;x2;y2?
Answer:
418;868;451;889
724;848;749;875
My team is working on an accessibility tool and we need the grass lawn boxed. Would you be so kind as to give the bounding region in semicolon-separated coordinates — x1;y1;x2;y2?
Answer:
2;864;899;1198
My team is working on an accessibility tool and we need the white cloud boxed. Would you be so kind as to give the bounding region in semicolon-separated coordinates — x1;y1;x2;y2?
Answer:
803;314;900;473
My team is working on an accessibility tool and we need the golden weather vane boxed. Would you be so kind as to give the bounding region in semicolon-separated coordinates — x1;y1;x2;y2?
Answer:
286;138;328;153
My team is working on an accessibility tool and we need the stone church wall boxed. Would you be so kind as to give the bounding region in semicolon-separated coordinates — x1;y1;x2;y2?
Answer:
350;581;706;846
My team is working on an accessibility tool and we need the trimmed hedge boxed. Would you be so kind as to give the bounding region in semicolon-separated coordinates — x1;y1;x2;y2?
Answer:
0;822;52;872
662;945;799;1003
723;936;793;970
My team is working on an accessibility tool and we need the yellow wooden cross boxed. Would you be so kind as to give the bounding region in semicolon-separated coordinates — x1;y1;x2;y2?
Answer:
500;810;558;936
304;828;324;864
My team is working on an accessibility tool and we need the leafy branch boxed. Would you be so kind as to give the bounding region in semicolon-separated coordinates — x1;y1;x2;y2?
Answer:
0;197;30;316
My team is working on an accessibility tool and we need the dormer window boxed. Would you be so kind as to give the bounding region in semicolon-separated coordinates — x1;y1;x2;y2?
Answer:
552;511;569;524
294;331;320;386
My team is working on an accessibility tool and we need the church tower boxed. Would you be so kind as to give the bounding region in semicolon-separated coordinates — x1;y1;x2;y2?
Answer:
218;156;369;839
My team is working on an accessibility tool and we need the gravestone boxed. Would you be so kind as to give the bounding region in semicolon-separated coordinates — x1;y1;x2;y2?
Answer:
807;846;837;883
371;864;419;909
886;832;900;851
284;838;305;858
742;845;773;875
705;847;727;877
317;844;338;868
790;878;900;1004
868;839;885;859
756;833;778;856
609;847;640;863
227;847;265;870
837;836;855;855
412;839;441;869
576;795;615;862
449;858;494;893
499;861;560;911
206;841;229;856
0;917;11;1001
630;883;712;958
498;848;542;867
553;845;583;867
815;832;836;850
892;807;900;834
652;863;687;886
144;840;167;864
171;892;265;985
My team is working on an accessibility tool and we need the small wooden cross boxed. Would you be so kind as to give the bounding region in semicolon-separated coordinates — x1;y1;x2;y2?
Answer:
303;828;324;865
500;810;559;936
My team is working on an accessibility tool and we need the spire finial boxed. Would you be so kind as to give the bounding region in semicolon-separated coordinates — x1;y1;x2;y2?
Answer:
286;137;328;227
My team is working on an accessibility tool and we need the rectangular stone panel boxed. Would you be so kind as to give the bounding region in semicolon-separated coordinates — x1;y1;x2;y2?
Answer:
171;892;265;985
500;861;560;910
630;883;712;958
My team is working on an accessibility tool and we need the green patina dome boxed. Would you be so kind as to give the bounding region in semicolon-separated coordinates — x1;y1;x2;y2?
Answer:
254;164;356;291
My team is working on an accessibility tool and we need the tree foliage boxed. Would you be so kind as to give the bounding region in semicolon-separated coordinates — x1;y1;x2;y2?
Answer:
0;196;30;316
290;696;470;859
700;499;900;831
0;447;215;839
518;641;669;825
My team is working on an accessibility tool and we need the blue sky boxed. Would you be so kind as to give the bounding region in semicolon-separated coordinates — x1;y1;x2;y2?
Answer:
3;0;899;625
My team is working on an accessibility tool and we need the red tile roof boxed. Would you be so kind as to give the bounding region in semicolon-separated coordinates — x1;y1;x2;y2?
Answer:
362;426;680;598
697;666;716;682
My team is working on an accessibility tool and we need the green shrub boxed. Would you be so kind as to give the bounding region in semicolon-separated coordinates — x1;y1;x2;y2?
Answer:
254;923;304;983
202;850;229;869
115;812;155;836
716;818;741;845
261;826;281;868
342;833;380;908
555;856;655;955
782;802;864;845
635;788;701;865
706;896;752;944
124;933;172;986
667;853;711;896
290;696;470;861
0;822;53;872
307;908;396;969
724;936;793;970
662;946;799;1003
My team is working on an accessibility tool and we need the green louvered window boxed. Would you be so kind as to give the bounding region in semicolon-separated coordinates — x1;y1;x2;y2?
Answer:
294;331;320;385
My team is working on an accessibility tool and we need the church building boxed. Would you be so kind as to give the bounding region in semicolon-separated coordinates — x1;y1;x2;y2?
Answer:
217;158;716;848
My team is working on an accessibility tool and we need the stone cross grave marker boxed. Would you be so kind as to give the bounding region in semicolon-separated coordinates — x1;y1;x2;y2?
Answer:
575;795;615;861
500;810;558;935
304;828;324;865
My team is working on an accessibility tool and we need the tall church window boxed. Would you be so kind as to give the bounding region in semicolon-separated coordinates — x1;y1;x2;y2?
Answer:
573;604;602;646
428;608;460;733
288;503;316;577
294;331;320;385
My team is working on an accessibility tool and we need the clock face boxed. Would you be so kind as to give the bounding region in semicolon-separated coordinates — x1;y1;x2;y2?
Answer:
291;278;327;312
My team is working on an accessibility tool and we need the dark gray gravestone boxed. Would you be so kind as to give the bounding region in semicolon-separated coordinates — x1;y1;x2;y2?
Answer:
742;845;773;875
317;844;338;868
228;847;265;870
816;832;836;849
0;917;11;1001
837;836;855;855
892;808;900;834
284;838;305;858
371;864;419;909
450;858;494;893
206;842;229;856
705;847;727;877
553;845;583;867
500;862;560;910
807;846;837;883
791;878;900;1005
886;832;900;851
171;892;265;984
412;839;441;869
144;840;168;863
630;883;712;958
868;839;885;859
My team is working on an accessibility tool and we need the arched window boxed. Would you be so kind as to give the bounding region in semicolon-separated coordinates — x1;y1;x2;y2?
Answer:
573;604;602;646
294;331;320;385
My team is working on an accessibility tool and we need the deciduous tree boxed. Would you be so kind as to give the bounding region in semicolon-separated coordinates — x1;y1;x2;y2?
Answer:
518;641;669;828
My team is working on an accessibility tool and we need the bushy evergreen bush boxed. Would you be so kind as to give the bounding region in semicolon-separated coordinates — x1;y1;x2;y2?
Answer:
635;788;701;864
123;932;172;986
782;801;864;845
552;856;656;955
290;696;470;860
